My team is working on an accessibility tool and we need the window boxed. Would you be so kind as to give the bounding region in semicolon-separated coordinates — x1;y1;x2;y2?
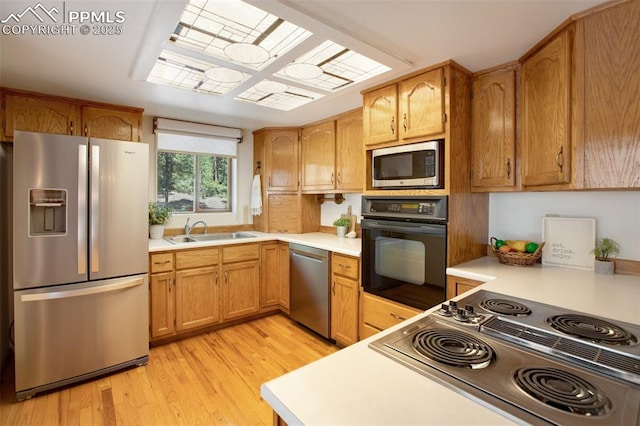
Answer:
155;123;240;213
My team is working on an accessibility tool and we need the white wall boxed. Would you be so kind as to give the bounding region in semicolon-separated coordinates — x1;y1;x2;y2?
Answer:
489;192;640;260
320;194;362;226
143;115;255;229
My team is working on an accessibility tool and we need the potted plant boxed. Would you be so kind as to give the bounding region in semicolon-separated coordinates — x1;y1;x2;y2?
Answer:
333;217;351;238
148;202;173;239
591;237;620;275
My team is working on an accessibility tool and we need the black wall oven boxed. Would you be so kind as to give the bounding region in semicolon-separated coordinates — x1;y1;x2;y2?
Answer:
361;196;447;311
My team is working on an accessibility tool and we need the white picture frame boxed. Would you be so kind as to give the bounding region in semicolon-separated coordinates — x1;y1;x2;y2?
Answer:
542;217;596;270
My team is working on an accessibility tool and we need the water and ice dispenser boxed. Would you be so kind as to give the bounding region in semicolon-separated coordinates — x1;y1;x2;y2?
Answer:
29;189;67;235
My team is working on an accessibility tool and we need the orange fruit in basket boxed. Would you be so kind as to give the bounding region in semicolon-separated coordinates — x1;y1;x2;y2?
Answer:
499;245;512;253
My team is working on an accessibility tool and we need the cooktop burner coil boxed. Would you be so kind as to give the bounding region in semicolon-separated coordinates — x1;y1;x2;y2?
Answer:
412;329;495;369
514;367;611;416
480;298;532;316
547;314;638;346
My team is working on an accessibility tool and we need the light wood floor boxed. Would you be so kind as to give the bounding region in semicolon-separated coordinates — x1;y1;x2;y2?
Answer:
0;314;338;425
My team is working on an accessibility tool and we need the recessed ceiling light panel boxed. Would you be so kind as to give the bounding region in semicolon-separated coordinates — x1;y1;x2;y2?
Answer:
275;40;391;91
284;63;323;80
169;0;312;70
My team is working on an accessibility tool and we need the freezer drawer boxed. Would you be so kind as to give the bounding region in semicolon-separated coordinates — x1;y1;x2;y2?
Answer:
13;275;149;399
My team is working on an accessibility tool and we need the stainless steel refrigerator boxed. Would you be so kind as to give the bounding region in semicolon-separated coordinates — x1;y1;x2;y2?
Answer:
9;130;149;400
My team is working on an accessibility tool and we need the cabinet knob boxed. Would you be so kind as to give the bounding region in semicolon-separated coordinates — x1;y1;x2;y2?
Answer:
506;158;511;179
330;172;334;184
390;116;395;134
70;121;74;135
402;113;407;132
84;124;88;136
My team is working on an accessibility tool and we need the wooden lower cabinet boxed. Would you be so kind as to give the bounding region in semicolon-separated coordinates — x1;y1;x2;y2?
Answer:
331;253;360;346
149;271;175;340
221;244;261;321
175;266;219;331
359;292;421;340
260;242;290;311
277;243;290;311
446;275;484;299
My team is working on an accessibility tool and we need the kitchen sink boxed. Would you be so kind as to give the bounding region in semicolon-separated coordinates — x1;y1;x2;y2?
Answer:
190;232;255;241
164;232;255;244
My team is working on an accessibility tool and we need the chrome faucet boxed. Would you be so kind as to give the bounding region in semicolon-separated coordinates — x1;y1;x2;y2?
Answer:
184;218;208;236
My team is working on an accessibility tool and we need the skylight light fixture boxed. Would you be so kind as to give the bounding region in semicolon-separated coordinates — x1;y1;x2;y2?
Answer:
204;67;244;83
223;42;270;65
254;80;288;94
144;0;395;111
283;63;323;80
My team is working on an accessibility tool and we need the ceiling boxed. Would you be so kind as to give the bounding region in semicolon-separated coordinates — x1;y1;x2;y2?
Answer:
0;0;605;130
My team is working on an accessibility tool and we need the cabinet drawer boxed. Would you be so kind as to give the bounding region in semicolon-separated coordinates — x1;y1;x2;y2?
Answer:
332;254;359;280
175;248;219;270
222;244;260;263
150;253;174;273
361;293;420;331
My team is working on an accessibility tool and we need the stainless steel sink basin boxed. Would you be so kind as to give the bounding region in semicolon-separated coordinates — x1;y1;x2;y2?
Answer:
190;232;255;241
164;232;255;244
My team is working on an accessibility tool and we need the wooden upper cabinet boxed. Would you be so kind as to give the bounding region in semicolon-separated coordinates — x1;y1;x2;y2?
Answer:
363;84;398;146
399;68;445;140
1;88;143;143
2;92;80;141
521;29;572;187
264;129;299;192
583;0;640;189
81;105;141;141
301;121;336;192
472;67;517;190
335;110;364;192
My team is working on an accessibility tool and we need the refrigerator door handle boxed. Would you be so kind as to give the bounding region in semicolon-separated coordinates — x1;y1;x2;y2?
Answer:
20;277;144;302
90;144;100;273
78;145;88;275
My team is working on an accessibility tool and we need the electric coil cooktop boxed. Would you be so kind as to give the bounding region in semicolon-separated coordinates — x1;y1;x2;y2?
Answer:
370;290;640;425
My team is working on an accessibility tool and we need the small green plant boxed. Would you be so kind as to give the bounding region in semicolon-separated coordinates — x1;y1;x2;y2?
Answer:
333;217;351;228
149;202;173;225
591;237;620;260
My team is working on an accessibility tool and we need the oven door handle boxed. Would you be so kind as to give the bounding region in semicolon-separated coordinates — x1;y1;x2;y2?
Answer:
362;221;446;236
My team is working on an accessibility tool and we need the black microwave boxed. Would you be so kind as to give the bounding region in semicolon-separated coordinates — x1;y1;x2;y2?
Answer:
372;140;444;189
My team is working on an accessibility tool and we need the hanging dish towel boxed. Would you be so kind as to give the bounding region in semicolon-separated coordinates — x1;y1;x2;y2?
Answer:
250;174;262;216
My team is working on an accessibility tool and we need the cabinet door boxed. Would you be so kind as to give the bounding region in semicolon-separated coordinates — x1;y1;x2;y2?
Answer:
260;243;280;309
268;194;299;233
331;275;359;346
521;30;572;186
150;272;175;340
472;68;516;189
399;68;445;139
81;105;142;142
221;260;260;320
446;275;484;299
583;1;640;189
265;129;299;191
363;85;398;146
175;266;219;331
2;93;80;141
278;243;290;310
301;121;336;192
336;111;364;191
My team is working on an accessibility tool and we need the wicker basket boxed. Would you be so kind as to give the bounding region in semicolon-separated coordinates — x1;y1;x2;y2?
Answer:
490;237;545;267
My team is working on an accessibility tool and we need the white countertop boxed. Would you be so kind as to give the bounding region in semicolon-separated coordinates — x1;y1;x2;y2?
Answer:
148;231;361;257
261;257;640;425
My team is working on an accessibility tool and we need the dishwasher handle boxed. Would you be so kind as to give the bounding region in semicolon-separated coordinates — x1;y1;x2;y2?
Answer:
291;250;327;264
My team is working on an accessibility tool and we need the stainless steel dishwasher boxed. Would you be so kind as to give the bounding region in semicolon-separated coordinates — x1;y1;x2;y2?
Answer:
289;243;330;339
